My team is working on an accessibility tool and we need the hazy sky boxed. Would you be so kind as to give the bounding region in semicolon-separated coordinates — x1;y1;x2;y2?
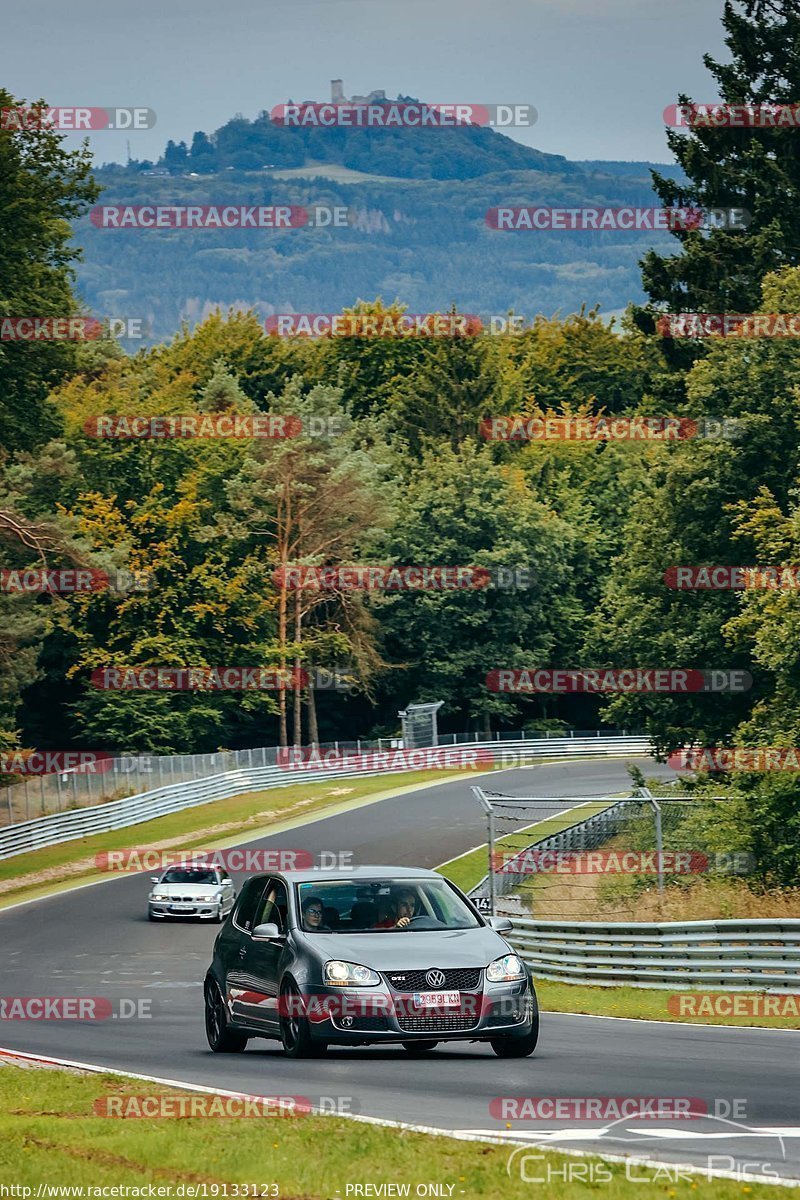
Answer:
3;0;727;164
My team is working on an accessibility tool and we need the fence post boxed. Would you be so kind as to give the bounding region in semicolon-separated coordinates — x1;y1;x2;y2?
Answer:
654;800;664;896
5;786;11;824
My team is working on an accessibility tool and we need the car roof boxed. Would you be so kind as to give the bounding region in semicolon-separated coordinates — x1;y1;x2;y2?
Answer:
270;865;440;884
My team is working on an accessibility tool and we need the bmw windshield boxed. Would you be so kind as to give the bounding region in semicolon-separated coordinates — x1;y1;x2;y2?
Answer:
296;878;481;932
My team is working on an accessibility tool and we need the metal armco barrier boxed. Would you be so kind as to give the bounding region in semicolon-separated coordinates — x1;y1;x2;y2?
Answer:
0;735;651;860
508;917;800;991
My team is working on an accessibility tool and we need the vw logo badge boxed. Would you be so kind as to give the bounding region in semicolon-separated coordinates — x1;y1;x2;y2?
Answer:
425;969;446;988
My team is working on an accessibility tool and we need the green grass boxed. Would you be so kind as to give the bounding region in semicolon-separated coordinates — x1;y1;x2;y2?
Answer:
0;1061;784;1197
438;800;615;893
535;979;800;1029
0;769;477;908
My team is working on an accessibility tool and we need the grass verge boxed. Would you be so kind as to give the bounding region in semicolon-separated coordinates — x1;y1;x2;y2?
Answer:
0;769;477;909
0;1060;784;1198
535;979;800;1029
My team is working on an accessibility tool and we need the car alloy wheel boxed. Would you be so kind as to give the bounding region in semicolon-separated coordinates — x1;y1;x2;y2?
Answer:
279;979;326;1058
205;981;248;1053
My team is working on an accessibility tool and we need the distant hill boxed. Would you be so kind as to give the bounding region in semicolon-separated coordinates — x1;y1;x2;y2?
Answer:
100;108;581;183
80;112;684;342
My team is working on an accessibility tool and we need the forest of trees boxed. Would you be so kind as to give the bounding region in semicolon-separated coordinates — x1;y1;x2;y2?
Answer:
2;1;800;882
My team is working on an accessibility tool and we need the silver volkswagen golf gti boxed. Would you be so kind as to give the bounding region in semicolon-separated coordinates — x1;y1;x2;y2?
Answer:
204;865;539;1058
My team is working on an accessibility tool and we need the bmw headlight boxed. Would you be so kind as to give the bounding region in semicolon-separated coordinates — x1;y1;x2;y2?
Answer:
324;960;381;986
486;954;525;982
150;893;168;901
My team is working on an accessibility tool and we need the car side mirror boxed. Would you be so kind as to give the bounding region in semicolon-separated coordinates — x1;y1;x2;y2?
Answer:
150;876;160;883
487;916;513;933
252;922;282;939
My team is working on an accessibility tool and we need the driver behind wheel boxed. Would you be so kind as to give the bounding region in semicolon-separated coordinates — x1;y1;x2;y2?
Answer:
376;887;417;929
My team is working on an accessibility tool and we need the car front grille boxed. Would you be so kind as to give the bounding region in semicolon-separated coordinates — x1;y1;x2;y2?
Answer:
384;968;483;992
397;1012;481;1033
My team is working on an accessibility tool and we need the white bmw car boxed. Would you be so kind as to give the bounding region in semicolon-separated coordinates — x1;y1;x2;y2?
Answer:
148;865;236;923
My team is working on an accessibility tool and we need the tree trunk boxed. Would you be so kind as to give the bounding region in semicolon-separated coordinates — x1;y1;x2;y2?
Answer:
278;575;288;748
306;672;319;747
292;587;303;747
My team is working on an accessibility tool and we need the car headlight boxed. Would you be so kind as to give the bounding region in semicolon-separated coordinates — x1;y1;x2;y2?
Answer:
150;893;168;901
323;960;381;986
486;954;525;982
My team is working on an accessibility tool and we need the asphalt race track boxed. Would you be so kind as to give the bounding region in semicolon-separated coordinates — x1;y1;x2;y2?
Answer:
2;758;798;1183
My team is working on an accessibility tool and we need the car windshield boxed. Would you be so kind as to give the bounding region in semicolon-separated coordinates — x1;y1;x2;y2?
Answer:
296;878;481;932
161;868;218;885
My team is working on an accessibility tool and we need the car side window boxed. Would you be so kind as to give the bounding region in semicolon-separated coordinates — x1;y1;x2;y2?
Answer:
254;878;289;933
232;878;268;933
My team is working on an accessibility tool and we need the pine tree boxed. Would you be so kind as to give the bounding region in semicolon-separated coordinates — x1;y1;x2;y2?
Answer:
640;0;800;319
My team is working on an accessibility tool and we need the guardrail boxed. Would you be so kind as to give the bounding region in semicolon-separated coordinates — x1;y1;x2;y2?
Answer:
0;735;652;860
508;917;800;991
1;728;643;826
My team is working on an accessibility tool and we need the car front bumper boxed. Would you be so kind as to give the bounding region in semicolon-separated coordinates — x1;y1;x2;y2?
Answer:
149;901;220;920
301;978;534;1043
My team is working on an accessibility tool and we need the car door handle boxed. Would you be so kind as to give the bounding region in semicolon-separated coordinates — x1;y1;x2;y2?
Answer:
239;946;247;959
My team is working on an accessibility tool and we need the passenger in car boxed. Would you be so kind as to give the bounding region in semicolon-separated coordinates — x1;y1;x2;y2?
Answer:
301;895;327;931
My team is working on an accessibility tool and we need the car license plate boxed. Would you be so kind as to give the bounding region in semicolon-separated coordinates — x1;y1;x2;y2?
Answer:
412;991;460;1009
170;904;195;911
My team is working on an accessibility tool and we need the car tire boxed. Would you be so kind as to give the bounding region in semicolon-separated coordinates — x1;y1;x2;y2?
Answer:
402;1041;439;1055
279;979;326;1059
490;990;539;1058
205;980;248;1053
